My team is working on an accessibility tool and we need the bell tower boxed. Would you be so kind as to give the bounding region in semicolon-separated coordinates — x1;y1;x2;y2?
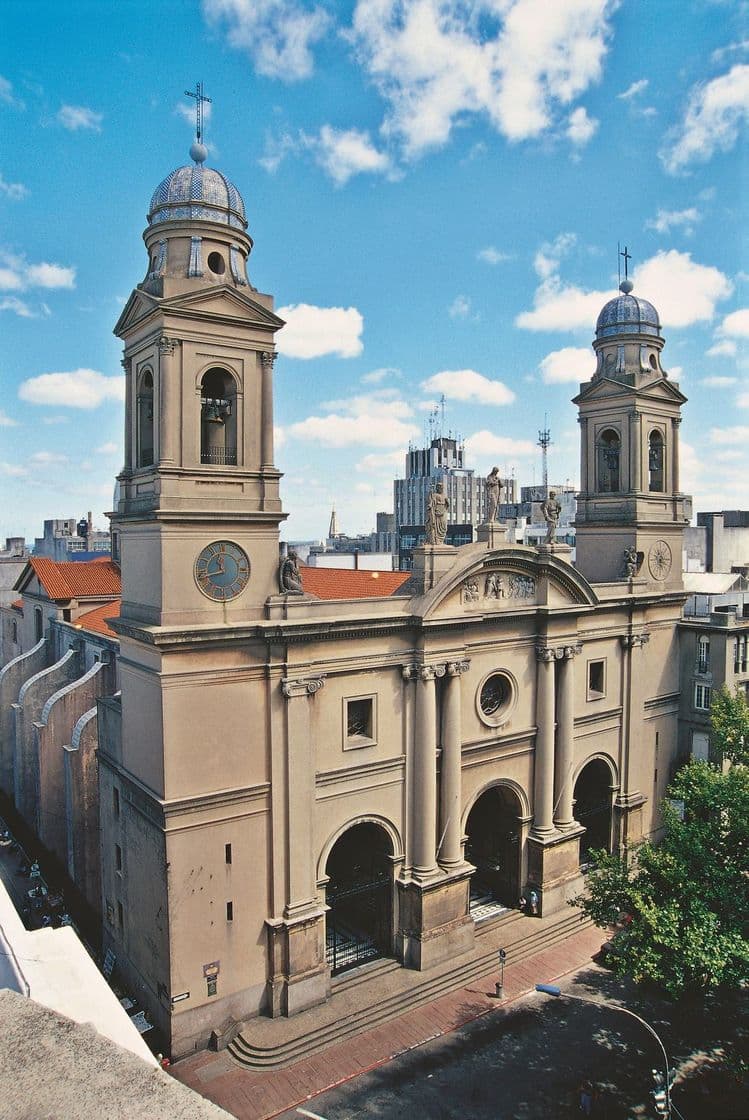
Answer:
111;117;285;627
573;273;689;587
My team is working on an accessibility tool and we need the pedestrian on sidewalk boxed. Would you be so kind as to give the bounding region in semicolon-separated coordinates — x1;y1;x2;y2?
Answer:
579;1078;593;1116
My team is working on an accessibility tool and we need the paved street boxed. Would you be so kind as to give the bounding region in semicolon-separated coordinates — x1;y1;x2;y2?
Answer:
277;966;748;1120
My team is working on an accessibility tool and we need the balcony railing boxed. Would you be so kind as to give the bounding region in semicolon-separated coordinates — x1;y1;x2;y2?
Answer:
201;447;237;466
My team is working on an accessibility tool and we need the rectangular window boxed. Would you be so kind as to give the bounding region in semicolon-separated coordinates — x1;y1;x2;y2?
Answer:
344;695;376;748
697;636;710;675
113;787;120;819
694;684;712;711
117;900;124;928
115;844;122;873
226;901;233;922
587;659;606;700
207;977;217;997
225;843;232;865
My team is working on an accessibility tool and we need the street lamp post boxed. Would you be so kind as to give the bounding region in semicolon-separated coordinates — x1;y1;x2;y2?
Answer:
535;983;676;1119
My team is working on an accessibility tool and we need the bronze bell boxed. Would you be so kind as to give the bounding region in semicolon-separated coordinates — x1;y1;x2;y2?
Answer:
205;402;224;424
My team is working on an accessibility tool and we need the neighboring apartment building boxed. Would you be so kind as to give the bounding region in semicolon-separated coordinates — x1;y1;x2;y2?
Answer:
34;515;111;562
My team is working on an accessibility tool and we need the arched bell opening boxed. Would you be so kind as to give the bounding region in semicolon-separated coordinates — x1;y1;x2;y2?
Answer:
573;758;614;865
465;784;523;916
324;821;394;977
136;370;154;468
200;367;237;466
596;428;621;493
648;429;664;492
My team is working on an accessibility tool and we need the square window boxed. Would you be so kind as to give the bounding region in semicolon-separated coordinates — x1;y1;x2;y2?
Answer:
587;659;606;700
344;695;376;749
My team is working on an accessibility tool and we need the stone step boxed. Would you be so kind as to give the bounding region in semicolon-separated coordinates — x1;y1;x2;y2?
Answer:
227;908;592;1070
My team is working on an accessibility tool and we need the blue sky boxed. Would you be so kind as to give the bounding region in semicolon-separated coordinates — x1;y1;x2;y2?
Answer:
1;0;747;544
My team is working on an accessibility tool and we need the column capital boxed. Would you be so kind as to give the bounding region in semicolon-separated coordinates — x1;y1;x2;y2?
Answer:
281;677;325;699
620;632;650;650
121;357;131;371
402;663;418;681
261;350;276;369
536;645;556;663
446;659;470;677
419;664;446;682
559;642;583;661
159;336;181;355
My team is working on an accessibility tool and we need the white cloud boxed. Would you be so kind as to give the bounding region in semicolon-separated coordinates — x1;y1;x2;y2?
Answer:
259;131;298;174
633;251;732;327
661;63;749;174
25;262;75;289
202;0;330;81
538;346;594;384
709;425;749;444
718;308;749;337
18;369;126;409
701;375;737;387
618;78;648;100
361;367;400;384
465;430;536;458
95;442;119;454
420;369;515;407
0;297;34;318
712;40;749;64
566;106;598;147
349;0;616;158
448;295;472;319
516;279;609;331
737;393;749;408
0;75;24;109
0;173;27;201
175;99;213;128
356;450;406;473
0;462;27;477
533;232;576;279
57;104;103;132
645;207;701;235
286;391;418;448
29;451;69;465
309;125;391;185
0;410;19;427
477;246;511;265
707;339;737;357
41;415;69;425
276;303;364;358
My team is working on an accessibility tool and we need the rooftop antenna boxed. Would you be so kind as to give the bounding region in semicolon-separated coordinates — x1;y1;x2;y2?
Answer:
439;394;446;440
618;242;633;293
185;81;212;164
538;416;552;499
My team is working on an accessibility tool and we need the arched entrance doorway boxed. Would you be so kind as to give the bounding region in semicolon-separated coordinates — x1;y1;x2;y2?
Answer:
324;822;393;977
465;785;522;914
574;759;613;864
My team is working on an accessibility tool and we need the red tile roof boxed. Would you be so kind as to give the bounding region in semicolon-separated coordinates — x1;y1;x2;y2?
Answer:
28;557;121;601
300;565;410;600
74;600;121;639
10;598;23;612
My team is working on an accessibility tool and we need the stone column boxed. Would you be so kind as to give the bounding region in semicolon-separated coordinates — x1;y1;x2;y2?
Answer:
439;660;469;869
122;357;134;473
413;665;443;879
158;337;180;466
554;644;581;830
671;417;680;492
261;351;275;469
533;646;556;837
281;676;324;915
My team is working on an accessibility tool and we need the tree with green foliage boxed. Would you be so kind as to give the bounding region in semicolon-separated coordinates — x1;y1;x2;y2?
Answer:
573;687;749;997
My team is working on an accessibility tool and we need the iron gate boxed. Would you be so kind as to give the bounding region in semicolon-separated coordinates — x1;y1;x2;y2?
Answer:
326;870;391;976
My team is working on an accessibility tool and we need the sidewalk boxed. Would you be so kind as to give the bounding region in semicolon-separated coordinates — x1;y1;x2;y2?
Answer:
172;923;604;1120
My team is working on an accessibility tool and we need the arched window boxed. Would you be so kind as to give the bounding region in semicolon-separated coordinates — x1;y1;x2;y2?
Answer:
648;429;664;492
200;368;237;466
596;428;621;493
136;370;154;467
34;607;43;644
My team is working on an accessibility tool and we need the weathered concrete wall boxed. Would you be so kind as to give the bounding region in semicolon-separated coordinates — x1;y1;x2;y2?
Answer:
0;638;49;799
65;707;102;913
13;648;81;830
38;658;115;861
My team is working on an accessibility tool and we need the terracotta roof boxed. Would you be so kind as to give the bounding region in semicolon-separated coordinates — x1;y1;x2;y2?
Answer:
28;557;121;601
10;599;23;612
300;565;410;600
74;600;121;639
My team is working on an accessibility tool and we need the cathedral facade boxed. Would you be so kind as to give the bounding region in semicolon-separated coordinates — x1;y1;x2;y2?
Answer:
1;142;690;1059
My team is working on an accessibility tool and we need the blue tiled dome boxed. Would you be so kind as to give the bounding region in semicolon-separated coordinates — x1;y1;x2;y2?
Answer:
596;284;661;340
148;165;247;230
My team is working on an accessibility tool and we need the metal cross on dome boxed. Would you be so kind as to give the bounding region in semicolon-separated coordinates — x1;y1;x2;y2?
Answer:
618;242;632;282
185;81;212;143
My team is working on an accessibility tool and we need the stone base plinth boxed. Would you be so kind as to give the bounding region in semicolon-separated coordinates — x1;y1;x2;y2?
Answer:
265;907;329;1018
476;521;511;548
615;790;647;852
526;826;585;916
411;545;456;593
397;868;474;969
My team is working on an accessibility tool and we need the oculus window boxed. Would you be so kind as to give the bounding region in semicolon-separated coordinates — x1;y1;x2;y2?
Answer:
477;671;516;728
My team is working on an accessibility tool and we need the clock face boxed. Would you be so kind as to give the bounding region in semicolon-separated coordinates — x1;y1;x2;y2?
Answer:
648;539;673;581
195;541;250;601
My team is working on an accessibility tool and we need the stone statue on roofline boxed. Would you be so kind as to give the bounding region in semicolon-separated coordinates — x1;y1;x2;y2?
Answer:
486;466;501;523
425;482;449;545
540;490;561;546
279;549;304;594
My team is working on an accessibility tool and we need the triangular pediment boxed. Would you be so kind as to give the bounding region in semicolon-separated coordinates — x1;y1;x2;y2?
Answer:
14;566;47;600
574;374;686;406
159;286;285;330
113;289;160;336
